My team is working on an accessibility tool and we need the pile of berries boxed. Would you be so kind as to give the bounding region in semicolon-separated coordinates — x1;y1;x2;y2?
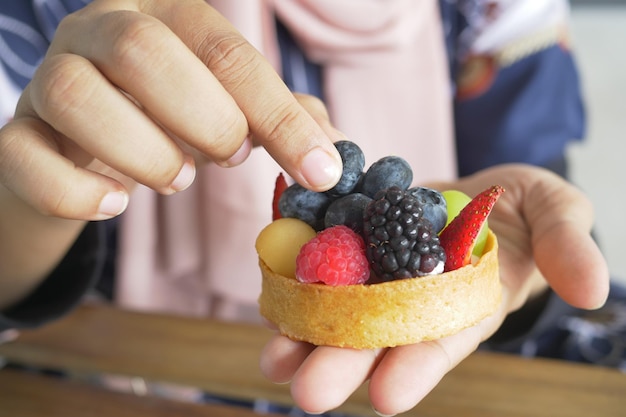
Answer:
278;141;448;235
274;140;503;286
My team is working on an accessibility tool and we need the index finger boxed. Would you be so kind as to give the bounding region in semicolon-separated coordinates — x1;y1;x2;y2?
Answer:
148;1;343;191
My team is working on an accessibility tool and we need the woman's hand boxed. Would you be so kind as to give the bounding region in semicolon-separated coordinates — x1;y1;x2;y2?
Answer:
0;0;342;221
0;0;343;309
260;164;610;415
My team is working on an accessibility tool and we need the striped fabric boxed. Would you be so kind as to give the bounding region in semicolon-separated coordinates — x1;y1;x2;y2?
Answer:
0;0;88;123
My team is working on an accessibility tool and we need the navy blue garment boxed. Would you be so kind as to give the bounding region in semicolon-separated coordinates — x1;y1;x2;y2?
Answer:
275;18;324;100
439;1;585;178
453;45;585;177
0;0;88;88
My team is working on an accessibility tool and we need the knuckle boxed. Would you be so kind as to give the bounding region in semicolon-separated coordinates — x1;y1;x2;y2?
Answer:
197;30;260;87
32;55;97;122
144;157;175;188
257;102;305;145
36;178;94;219
105;12;170;79
128;142;184;190
0;124;65;217
54;11;78;37
37;182;70;218
0;121;98;219
295;94;330;123
294;93;325;112
0;126;23;184
202;109;248;159
51;2;92;42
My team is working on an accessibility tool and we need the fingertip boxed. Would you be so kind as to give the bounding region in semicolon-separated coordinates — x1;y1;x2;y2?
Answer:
220;135;253;168
577;240;610;310
569;246;610;310
95;190;129;220
555;274;610;311
538;230;610;310
290;94;345;191
290;380;330;416
261;317;278;330
165;157;196;194
373;408;397;417
588;287;610;310
368;367;437;417
259;334;314;384
290;346;378;414
300;146;342;191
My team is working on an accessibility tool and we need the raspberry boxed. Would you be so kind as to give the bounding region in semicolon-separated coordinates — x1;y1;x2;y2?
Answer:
296;225;370;286
363;186;446;281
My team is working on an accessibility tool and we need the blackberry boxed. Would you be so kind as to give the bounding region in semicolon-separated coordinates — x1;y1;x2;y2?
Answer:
363;186;446;281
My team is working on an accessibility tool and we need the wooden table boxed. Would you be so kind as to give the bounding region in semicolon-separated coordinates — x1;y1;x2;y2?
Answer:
0;368;282;417
1;303;624;417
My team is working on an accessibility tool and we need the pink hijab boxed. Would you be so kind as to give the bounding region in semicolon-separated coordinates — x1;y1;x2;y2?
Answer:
115;0;456;322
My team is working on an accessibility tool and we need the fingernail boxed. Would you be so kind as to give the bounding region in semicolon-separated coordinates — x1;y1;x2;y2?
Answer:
591;298;608;310
169;160;196;192
373;409;396;417
0;329;19;344
223;135;252;167
98;191;129;217
301;147;341;190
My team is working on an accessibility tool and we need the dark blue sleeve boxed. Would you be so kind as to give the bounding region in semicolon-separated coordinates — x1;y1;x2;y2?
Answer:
275;17;324;99
483;282;626;369
453;44;585;178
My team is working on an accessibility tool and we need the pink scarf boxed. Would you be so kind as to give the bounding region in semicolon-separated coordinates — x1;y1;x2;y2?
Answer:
116;0;456;322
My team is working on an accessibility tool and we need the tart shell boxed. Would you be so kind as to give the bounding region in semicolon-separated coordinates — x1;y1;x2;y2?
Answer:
259;230;501;349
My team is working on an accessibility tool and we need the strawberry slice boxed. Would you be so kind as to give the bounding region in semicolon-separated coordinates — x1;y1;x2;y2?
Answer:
272;172;288;220
439;185;504;272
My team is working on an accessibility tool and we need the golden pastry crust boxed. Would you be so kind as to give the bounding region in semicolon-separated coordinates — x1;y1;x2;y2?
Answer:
258;230;501;349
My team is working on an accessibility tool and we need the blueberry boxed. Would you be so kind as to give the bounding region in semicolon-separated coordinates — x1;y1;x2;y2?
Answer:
406;186;447;234
360;156;413;198
326;140;365;197
279;183;333;231
324;193;373;232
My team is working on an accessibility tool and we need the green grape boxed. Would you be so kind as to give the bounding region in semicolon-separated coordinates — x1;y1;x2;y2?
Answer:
441;190;489;257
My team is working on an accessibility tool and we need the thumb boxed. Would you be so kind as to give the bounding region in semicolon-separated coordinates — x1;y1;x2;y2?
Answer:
525;171;609;309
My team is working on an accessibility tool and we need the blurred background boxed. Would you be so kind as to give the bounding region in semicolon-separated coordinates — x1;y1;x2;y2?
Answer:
569;1;626;284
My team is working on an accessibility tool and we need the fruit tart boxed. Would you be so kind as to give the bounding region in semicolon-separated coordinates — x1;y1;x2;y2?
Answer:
256;141;503;349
